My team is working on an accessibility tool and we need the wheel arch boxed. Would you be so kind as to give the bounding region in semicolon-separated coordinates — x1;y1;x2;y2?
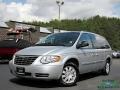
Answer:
64;58;79;69
106;56;112;65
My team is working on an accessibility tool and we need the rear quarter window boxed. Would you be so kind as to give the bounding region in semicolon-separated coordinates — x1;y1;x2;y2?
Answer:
91;34;110;49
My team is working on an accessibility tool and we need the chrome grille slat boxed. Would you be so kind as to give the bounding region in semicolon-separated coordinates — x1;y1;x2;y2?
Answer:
14;55;38;65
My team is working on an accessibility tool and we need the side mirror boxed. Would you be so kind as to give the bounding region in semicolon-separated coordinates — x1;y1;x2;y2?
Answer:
76;41;89;49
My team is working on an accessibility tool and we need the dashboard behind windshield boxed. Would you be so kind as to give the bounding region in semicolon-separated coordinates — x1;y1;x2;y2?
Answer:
36;32;80;46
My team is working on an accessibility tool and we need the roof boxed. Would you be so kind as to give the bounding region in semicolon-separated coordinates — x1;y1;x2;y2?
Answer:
0;21;9;28
54;29;75;33
40;27;52;34
60;30;70;32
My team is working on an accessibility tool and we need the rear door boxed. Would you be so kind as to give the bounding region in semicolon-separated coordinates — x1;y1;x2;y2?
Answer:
91;34;111;70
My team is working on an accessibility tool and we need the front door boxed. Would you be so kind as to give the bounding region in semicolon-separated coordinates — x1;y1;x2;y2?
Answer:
77;33;96;73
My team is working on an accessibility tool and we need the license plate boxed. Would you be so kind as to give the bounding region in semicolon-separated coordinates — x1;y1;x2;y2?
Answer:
16;67;25;75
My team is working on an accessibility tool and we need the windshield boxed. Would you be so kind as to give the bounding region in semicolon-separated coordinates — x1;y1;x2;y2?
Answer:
35;32;80;46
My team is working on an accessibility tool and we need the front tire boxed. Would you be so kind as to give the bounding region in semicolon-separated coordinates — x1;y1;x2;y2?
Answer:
60;63;78;86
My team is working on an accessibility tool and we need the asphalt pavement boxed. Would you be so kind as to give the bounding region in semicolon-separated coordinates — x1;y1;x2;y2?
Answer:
0;59;120;90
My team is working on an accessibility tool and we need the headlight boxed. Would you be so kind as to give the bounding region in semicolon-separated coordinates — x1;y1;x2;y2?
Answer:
9;55;15;64
40;55;61;64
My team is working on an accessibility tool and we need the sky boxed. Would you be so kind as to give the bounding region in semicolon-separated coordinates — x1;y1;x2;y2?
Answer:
0;0;120;22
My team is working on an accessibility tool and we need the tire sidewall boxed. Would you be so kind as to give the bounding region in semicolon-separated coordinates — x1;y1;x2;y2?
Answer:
104;62;110;75
60;63;79;86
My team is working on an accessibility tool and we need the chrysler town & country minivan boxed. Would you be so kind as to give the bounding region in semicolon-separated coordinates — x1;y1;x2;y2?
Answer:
9;31;112;86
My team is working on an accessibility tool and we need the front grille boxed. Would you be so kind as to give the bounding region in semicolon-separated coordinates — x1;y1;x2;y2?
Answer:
14;55;38;65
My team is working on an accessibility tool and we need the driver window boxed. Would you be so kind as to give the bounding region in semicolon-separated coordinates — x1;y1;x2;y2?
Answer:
78;33;93;49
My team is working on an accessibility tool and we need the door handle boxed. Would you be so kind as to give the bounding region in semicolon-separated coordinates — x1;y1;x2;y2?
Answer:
90;53;99;56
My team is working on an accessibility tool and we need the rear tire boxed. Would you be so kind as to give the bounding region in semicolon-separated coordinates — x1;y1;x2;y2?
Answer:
101;61;110;75
60;62;78;86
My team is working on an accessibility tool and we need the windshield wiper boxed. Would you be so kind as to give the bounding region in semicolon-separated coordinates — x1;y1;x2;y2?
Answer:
35;43;66;46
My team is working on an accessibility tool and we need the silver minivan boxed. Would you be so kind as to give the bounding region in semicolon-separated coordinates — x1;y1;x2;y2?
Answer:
9;31;112;86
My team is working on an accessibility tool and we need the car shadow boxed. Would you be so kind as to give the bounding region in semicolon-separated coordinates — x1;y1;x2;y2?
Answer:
78;72;102;82
9;72;102;88
10;78;61;88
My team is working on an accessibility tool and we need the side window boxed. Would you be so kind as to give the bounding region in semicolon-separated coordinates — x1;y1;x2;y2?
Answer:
78;33;93;49
93;35;110;49
89;33;96;46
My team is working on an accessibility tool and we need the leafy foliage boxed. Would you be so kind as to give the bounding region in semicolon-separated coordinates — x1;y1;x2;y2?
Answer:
28;15;120;50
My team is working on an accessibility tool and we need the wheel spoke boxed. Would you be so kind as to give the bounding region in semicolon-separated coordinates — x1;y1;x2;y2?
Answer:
68;66;72;71
106;63;110;74
62;66;77;84
62;71;66;74
64;76;69;82
67;76;71;83
62;75;66;78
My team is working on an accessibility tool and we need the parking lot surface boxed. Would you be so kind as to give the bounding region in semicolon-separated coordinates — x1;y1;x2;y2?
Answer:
0;59;120;90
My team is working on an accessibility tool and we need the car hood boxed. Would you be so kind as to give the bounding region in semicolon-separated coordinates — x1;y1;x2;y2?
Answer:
15;46;67;56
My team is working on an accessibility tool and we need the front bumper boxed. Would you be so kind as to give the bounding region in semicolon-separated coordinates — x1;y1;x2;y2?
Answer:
9;60;63;80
